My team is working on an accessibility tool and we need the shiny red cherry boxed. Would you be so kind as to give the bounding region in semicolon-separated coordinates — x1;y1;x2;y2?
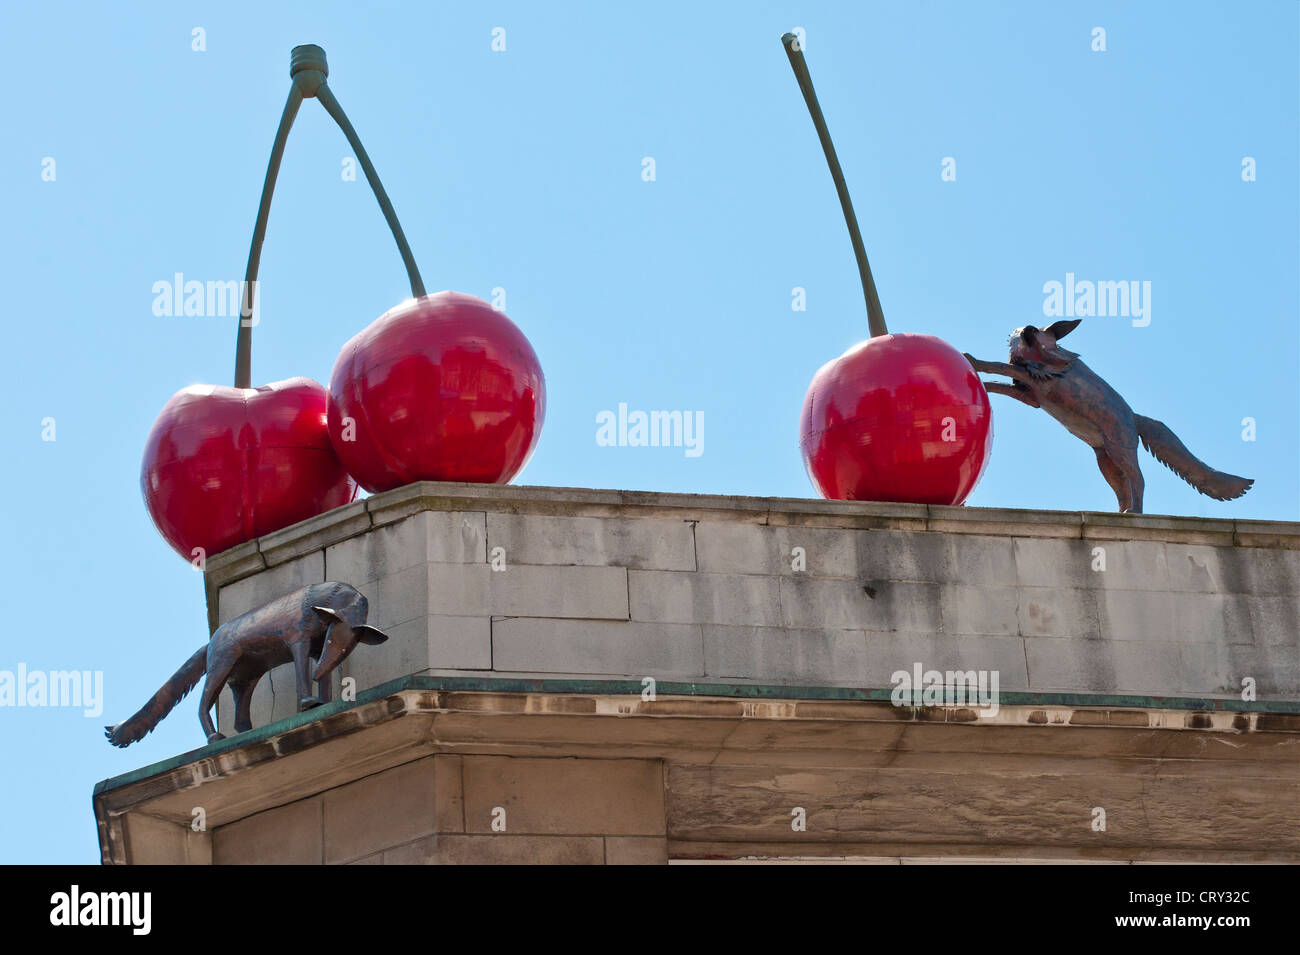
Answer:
141;377;357;560
799;333;992;505
327;291;545;491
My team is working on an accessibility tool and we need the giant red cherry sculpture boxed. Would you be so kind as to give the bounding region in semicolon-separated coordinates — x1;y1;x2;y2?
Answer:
328;292;545;491
800;335;991;504
783;34;991;505
142;379;355;559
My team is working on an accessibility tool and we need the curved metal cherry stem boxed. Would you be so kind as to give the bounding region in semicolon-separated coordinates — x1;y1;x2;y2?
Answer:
234;44;426;389
781;33;888;339
314;83;425;300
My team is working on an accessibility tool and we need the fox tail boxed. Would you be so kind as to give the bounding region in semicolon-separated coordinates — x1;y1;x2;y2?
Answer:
104;645;208;748
1135;415;1253;502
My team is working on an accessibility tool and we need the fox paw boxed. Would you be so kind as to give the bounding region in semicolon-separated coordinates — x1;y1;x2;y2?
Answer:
299;696;325;711
207;732;226;744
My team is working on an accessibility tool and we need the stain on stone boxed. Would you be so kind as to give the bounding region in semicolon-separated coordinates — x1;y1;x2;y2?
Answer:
862;584;877;599
1107;710;1149;727
1068;710;1108;726
1027;602;1055;630
1187;553;1215;590
1256;713;1300;733
1028;710;1048;724
1187;712;1213;729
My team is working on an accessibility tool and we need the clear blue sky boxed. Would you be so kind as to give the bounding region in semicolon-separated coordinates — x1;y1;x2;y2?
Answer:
0;2;1295;862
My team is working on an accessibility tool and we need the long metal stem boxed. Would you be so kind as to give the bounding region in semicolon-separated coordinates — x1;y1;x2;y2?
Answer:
316;82;426;300
782;33;888;338
235;86;304;388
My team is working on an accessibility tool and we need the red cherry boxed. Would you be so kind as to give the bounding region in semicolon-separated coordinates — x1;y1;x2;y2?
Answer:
327;291;545;491
141;377;357;559
799;334;992;505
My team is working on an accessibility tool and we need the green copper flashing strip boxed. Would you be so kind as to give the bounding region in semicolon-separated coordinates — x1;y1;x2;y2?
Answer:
781;32;887;339
233;44;425;389
93;675;1300;796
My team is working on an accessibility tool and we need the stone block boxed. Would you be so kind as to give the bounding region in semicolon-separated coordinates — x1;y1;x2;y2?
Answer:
487;513;696;570
1081;511;1234;546
259;499;371;568
630;570;781;627
1178;642;1300;698
1166;544;1300;598
123;814;211;865
433;755;465;833
461;756;665;836
781;577;942;632
856;530;952;583
428;563;629;619
353;563;429;630
1097;590;1180;642
947;534;1018;589
1024;637;1186;696
1237;547;1300;596
322;758;437;864
1017;586;1100;639
1017;538;1170;592
703;625;870;684
326;510;487;586
1242;595;1300;646
214;797;322;864
859;632;1030;691
695;522;857;577
940;585;1019;636
434;835;605;864
927;504;1083;538
493;618;704;677
1165;544;1232;594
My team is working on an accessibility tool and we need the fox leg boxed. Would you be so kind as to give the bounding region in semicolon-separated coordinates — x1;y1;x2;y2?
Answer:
964;355;1035;385
983;381;1040;408
197;662;234;743
1103;440;1145;514
313;661;333;704
1094;447;1131;512
228;675;261;734
291;640;325;711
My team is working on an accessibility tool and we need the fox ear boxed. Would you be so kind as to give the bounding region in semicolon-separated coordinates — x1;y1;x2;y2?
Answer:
1044;319;1081;340
312;606;344;627
353;625;389;646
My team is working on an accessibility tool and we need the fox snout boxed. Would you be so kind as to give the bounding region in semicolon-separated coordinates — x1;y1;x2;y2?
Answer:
311;635;351;683
310;606;391;683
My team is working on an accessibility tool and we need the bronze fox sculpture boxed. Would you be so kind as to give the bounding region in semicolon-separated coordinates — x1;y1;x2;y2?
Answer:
964;319;1252;513
105;582;388;747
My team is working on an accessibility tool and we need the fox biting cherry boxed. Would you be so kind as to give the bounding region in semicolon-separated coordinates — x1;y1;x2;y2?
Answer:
964;319;1252;513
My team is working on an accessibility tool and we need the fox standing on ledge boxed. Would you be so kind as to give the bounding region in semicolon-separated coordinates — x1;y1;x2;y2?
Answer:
105;582;389;747
964;319;1252;513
